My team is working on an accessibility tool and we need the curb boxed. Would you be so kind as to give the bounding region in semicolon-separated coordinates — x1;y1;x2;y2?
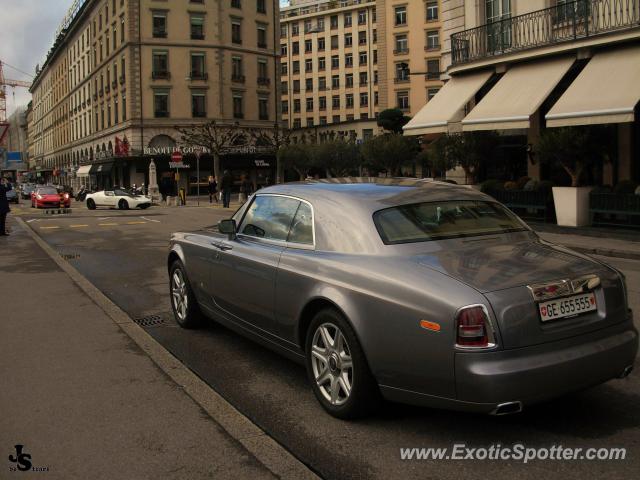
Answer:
561;244;640;261
16;217;320;480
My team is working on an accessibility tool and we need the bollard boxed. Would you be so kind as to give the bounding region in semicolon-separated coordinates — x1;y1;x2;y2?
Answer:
166;195;173;206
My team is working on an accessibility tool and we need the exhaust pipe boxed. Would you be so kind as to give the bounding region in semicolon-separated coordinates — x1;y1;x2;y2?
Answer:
619;365;634;378
491;401;523;416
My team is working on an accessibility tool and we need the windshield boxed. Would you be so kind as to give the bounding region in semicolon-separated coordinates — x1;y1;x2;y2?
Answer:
114;189;135;197
38;187;59;195
373;200;528;244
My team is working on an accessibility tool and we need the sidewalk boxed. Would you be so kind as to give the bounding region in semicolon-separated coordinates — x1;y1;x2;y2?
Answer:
532;223;640;260
0;220;305;479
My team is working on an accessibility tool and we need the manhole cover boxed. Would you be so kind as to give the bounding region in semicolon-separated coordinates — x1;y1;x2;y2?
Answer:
59;253;80;260
133;314;166;327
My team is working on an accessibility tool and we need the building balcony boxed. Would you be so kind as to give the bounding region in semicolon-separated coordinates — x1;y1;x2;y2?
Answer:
192;110;207;118
119;75;126;85
155;111;170;118
153;30;167;38
231;74;245;83
257;77;271;86
152;71;171;80
394;48;409;55
394;77;410;84
451;0;640;66
190;72;209;81
191;33;205;40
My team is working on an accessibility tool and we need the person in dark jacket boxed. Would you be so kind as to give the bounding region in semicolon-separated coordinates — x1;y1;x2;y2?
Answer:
0;177;13;236
220;170;234;208
238;174;253;204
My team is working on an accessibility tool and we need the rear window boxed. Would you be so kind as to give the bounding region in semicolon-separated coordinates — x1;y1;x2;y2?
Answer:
373;200;528;244
38;187;58;195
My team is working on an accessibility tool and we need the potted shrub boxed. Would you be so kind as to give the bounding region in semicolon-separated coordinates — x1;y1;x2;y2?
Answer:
537;127;609;227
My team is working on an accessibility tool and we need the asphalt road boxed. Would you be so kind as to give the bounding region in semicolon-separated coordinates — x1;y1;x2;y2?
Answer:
13;200;640;480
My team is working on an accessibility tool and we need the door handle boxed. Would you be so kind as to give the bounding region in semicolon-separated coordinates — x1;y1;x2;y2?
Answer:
211;241;233;251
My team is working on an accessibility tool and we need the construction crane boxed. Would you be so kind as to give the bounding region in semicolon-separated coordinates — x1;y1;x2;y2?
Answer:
0;60;32;145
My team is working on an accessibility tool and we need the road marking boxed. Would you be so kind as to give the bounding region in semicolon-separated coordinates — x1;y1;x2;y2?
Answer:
70;224;89;228
126;221;147;225
39;226;60;230
98;223;118;226
140;216;160;223
99;217;112;220
26;219;36;223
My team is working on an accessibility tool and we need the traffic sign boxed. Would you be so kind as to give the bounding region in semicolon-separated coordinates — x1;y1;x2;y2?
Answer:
171;151;183;162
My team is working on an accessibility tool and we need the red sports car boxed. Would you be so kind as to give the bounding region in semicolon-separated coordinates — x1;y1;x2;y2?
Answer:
31;186;71;209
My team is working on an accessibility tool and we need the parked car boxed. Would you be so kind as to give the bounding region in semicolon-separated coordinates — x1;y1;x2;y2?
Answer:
85;188;152;210
31;186;71;209
167;178;637;419
6;186;19;204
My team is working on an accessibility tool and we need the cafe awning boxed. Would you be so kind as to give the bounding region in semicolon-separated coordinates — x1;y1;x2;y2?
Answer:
546;45;640;127
462;56;575;131
89;162;114;175
403;70;493;135
76;165;92;177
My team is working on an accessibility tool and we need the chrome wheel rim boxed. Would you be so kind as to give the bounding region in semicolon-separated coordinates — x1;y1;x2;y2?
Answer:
311;322;353;406
171;269;188;321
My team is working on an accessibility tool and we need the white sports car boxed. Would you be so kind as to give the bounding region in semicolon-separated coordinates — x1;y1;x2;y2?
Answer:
86;188;152;210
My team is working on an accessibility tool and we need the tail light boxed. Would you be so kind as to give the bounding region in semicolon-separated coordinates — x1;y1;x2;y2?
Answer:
63;193;70;199
455;305;496;349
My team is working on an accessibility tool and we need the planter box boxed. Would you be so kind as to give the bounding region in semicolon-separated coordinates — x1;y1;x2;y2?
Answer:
552;186;592;227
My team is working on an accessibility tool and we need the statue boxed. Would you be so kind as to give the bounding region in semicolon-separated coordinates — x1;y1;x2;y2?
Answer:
147;159;160;203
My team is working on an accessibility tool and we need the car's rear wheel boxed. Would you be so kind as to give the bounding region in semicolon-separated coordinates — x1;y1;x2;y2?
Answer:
86;199;96;210
305;308;380;419
118;199;129;210
170;261;203;329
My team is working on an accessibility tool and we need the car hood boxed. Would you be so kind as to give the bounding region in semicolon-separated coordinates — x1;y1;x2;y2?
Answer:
414;237;604;293
37;194;62;199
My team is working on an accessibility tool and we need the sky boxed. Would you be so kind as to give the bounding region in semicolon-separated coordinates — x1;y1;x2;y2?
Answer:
0;0;291;117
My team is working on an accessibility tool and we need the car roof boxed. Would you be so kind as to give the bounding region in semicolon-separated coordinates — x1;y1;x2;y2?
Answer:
258;177;491;212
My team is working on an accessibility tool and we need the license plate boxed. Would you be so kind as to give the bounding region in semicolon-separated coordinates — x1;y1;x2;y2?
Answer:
538;292;597;322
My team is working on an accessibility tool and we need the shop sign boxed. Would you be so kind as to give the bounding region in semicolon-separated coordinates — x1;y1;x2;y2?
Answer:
255;160;271;167
169;161;191;169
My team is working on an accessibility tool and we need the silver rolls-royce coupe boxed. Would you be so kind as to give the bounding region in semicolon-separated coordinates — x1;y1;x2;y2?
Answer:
167;178;637;419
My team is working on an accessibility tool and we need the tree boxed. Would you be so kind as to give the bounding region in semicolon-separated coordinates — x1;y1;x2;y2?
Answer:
361;134;420;176
429;131;499;183
537;126;610;187
277;144;315;180
176;121;244;181
312;139;361;178
377;109;412;134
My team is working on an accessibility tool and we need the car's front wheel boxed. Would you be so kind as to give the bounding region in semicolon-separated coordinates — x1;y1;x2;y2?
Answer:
118;199;129;210
169;261;203;329
305;308;380;419
86;199;96;210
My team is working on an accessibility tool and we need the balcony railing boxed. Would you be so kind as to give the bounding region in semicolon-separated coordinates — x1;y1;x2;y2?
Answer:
451;0;640;66
281;0;375;20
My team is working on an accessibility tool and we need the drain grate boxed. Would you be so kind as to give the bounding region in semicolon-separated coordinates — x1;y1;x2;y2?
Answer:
59;253;80;260
133;314;166;327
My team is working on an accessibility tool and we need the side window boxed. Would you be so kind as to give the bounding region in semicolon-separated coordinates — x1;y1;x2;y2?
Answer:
239;195;300;241
287;202;314;245
105;191;114;196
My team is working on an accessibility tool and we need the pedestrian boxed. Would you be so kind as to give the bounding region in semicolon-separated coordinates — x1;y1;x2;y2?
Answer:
238;174;253;204
220;170;233;208
0;177;13;236
208;175;218;204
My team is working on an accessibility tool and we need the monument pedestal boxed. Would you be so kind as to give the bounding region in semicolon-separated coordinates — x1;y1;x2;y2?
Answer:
148;159;161;203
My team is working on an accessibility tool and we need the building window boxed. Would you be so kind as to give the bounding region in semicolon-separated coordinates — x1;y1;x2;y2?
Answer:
426;0;439;21
154;90;169;117
318;57;326;71
360;92;368;107
331;35;339;49
152;51;169;79
257;0;266;14
292;41;300;55
231;0;241;8
306;98;313;111
345;73;353;87
191;15;205;39
293;119;301;128
257;24;267;48
359;71;367;85
282;100;289;113
426;30;440;50
305;39;313;53
346;94;354;108
292;60;300;73
358;31;367;45
305;59;313;72
291;22;299;36
232;21;242;44
294;99;301;112
192;92;206;117
120;16;125;42
191;53;206;79
330;15;338;29
427;87;440;101
304;19;312;33
344;12;352;27
396;62;409;81
332;95;340;108
358;52;367;65
258;59;269;84
395;34;408;53
281;63;288;75
152;12;167;37
345;33;353;47
319;96;327;110
293;79;300;92
426;58;440;79
305;78;313;91
397;90;409;110
331;75;339;88
259;97;269;120
320;116;327;125
319;76;327;90
281;44;287;56
395;6;407;26
307;118;314;127
345;53;353;68
358;10;367;25
233;93;244;119
232;56;244;82
331;55;339;69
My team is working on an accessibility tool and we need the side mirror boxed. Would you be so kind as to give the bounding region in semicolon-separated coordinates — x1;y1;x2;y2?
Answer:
218;219;237;239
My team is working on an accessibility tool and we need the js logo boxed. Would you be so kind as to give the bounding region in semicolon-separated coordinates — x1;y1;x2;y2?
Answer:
8;445;32;472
